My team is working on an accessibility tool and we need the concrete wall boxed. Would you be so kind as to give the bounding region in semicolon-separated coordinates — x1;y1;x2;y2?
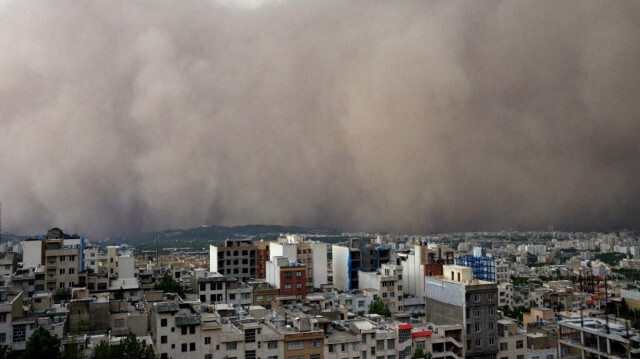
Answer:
311;243;328;289
22;240;42;268
332;246;350;291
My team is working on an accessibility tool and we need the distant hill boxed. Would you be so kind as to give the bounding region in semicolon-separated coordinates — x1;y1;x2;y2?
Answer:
101;224;343;251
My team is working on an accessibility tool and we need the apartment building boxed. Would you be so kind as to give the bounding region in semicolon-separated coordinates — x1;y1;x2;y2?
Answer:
400;243;455;297
557;318;640;359
425;265;499;359
269;235;328;291
266;257;307;300
11;266;45;301
209;239;257;282
358;263;404;313
333;238;391;291
497;317;528;359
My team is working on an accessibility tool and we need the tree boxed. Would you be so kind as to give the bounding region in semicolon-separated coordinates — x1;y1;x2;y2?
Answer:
153;275;184;298
63;337;84;359
22;327;61;359
91;333;156;359
368;298;392;317
412;348;432;359
53;288;71;303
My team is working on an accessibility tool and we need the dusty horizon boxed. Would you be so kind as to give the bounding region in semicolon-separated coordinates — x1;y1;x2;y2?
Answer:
1;1;639;238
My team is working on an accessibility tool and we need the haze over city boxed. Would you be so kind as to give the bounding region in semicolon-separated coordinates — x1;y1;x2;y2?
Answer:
1;0;639;238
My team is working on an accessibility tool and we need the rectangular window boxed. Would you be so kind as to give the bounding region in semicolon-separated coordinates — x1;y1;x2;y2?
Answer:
310;339;321;348
161;336;167;344
161;318;167;327
226;342;237;350
377;340;384;350
245;329;256;343
190;342;195;351
205;337;211;345
288;341;304;350
387;339;394;349
181;343;187;352
284;284;292;291
516;340;524;349
267;341;278;349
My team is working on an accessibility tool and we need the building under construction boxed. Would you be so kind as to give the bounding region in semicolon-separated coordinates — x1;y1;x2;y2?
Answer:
455;255;496;282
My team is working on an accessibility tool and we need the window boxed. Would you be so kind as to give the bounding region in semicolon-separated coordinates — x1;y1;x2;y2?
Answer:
190;342;195;351
296;283;302;289
245;329;256;343
69;268;75;274
287;341;304;350
0;333;5;343
377;340;384;350
516;340;524;349
60;256;66;262
284;284;292;291
311;355;320;359
488;307;495;316
310;339;321;348
488;322;494;330
387;339;394;349
245;350;256;359
489;337;495;346
500;343;507;351
517;356;525;359
268;341;278;349
59;269;65;275
181;343;187;352
473;308;480;317
284;272;292;279
475;324;481;332
205;337;211;345
161;335;167;344
161;318;167;327
296;271;302;277
329;344;335;353
181;326;188;335
226;342;237;350
475;339;481;348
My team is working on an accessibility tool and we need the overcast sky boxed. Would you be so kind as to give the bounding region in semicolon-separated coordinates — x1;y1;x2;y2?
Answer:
1;1;639;238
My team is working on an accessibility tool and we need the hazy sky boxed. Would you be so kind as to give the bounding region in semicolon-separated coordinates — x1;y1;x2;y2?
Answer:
1;1;639;238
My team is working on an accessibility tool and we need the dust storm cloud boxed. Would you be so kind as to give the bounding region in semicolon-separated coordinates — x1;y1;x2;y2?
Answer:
1;1;639;237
